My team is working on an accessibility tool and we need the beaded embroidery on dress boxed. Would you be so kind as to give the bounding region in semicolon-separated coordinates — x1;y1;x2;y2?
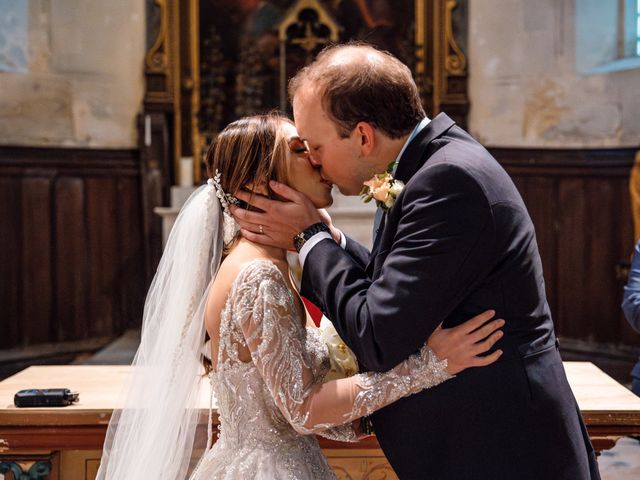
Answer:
189;260;453;480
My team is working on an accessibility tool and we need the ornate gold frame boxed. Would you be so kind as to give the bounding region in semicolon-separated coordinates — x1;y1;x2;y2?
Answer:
142;0;469;187
415;0;468;121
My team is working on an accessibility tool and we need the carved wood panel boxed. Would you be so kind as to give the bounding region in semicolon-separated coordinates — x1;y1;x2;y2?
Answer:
0;147;148;355
492;148;639;359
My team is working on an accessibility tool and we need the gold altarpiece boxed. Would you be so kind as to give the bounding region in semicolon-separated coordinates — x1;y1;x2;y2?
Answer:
140;0;469;189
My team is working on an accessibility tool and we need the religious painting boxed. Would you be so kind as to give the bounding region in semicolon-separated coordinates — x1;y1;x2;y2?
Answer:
198;0;423;146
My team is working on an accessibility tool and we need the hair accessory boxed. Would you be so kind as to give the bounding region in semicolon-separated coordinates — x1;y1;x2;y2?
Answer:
208;170;241;245
208;170;239;214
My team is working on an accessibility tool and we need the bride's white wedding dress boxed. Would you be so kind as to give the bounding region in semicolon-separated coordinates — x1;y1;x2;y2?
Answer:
189;260;453;479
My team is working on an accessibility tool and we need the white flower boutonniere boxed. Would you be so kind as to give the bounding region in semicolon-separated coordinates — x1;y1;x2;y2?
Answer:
360;161;405;212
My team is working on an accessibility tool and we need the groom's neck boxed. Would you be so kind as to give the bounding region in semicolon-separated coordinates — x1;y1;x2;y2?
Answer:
374;132;411;172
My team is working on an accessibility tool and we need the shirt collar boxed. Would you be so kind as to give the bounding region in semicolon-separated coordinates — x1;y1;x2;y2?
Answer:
391;117;431;176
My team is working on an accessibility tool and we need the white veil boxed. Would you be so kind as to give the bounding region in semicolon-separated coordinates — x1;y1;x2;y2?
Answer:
96;180;224;479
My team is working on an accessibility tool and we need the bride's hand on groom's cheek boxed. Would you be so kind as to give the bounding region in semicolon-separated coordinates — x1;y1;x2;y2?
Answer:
426;310;504;376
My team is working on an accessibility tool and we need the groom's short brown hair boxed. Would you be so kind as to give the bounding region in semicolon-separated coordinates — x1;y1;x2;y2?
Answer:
289;43;426;139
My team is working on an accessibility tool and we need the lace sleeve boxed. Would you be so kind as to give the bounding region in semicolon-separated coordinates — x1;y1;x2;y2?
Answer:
303;326;359;442
235;261;453;437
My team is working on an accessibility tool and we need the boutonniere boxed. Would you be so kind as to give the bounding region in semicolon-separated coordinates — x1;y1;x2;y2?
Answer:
360;160;405;211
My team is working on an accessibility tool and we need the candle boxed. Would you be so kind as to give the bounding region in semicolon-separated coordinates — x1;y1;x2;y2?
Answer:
179;157;193;187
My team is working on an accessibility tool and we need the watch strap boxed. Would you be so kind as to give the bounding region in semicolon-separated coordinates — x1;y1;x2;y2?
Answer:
293;222;330;252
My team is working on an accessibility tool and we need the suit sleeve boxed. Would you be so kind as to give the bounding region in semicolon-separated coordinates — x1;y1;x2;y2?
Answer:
622;241;640;333
301;163;495;371
343;234;371;269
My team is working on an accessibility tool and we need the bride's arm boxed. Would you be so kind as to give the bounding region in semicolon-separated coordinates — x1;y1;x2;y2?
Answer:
235;262;503;437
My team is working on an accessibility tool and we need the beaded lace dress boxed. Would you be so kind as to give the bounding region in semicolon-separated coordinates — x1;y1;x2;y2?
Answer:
189;260;453;480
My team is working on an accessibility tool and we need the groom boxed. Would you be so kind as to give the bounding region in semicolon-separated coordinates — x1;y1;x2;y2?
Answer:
232;44;599;479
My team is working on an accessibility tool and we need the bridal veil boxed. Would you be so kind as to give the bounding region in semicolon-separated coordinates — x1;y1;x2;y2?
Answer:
96;181;223;479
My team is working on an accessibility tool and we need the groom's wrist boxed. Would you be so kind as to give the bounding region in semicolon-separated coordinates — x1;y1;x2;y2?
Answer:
296;224;347;269
293;222;331;252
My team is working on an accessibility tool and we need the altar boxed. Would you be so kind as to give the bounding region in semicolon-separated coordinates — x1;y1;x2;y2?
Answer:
1;363;639;479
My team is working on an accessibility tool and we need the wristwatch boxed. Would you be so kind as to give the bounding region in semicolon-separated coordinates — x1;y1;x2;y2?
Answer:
293;222;331;252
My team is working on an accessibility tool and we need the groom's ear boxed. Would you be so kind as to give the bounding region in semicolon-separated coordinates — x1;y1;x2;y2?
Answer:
354;122;376;156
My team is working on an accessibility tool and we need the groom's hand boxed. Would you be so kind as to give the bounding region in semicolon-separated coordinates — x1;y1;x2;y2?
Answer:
232;180;325;250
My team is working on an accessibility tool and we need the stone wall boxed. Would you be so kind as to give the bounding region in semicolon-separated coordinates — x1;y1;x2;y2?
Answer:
0;0;145;148
468;0;640;148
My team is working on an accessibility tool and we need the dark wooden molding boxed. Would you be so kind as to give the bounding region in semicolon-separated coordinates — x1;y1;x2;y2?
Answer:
0;146;140;177
490;147;636;176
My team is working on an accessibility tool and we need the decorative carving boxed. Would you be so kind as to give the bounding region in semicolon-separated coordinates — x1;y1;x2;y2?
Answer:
278;0;340;46
0;460;51;480
332;465;354;480
326;453;399;480
414;0;469;128
362;463;397;479
143;0;469;188
444;0;466;76
234;32;271;117
277;0;341;109
145;0;169;72
199;25;227;145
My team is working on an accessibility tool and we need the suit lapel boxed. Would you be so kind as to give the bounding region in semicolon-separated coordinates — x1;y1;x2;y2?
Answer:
366;113;456;272
393;113;456;184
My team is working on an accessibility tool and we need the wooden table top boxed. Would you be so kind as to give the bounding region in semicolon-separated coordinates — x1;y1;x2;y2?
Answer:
0;365;211;426
1;362;639;427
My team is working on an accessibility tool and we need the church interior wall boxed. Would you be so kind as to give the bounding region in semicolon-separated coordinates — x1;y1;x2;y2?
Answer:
0;0;146;148
468;0;640;148
0;0;639;382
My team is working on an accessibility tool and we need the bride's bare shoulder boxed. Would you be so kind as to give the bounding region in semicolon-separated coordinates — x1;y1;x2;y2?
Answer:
212;249;286;303
205;252;283;326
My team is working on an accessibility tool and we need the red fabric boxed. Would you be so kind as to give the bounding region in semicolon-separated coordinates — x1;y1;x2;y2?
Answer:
302;297;323;327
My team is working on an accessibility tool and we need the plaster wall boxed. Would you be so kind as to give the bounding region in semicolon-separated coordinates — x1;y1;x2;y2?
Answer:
468;0;640;148
0;0;145;148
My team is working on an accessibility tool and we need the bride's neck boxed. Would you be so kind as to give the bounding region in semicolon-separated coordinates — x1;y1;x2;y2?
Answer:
233;237;288;263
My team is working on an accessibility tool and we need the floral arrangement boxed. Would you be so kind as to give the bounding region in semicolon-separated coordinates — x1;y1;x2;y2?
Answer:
360;161;405;211
319;317;358;380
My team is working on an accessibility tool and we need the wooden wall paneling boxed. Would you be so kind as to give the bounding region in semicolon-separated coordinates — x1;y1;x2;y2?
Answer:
115;176;145;329
20;175;54;345
0;178;22;348
54;178;89;341
494;147;638;351
509;174;560;330
1;146;148;370
85;178;120;338
615;174;638;341
583;177;618;343
523;176;559;329
556;178;588;340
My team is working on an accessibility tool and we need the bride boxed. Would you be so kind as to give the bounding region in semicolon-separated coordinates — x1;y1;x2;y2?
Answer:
96;113;504;479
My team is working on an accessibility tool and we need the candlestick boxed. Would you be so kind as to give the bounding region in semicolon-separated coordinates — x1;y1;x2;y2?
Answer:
179;157;194;187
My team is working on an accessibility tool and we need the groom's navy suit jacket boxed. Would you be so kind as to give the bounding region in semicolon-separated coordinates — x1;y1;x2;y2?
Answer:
301;114;600;479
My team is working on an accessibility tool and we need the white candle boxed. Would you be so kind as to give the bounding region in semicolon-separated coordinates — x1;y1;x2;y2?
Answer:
179;157;193;187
